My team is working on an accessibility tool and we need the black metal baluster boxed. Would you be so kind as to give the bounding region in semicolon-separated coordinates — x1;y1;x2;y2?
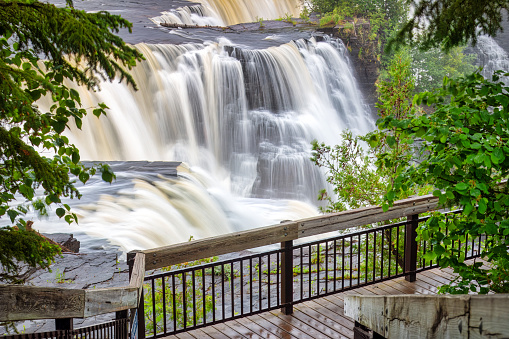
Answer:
300;247;304;300
231;262;234;318
267;254;271;308
350;236;353;287
325;241;329;293
258;256;262;311
183;272;187;330
365;233;368;282
396;226;400;274
240;259;244;316
192;270;196;327
357;234;361;284
388;228;392;277
342;238;345;290
317;243;321;295
162;277;167;334
277;252;280;306
221;264;225;320
172;274;176;332
212;265;216;323
250;257;253;313
151;279;156;336
381;230;384;278
202;268;206;325
308;245;312;297
373;232;376;282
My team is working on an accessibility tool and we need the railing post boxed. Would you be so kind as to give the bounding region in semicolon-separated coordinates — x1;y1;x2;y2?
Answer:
55;318;73;339
280;240;294;315
128;251;145;339
405;214;419;282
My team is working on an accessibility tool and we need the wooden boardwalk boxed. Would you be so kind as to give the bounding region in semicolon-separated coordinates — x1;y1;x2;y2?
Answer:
166;266;459;339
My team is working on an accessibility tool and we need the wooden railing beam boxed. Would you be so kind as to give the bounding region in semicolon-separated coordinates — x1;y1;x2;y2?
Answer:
345;294;509;338
143;194;439;270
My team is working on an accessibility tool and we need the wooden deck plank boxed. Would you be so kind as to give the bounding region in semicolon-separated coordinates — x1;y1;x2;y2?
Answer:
257;312;315;339
174;332;198;339
198;324;235;339
225;320;264;339
298;300;354;337
163;266;460;339
415;272;447;289
378;280;419;294
362;283;401;295
235;316;282;339
284;309;348;338
384;278;434;294
244;313;296;339
269;310;334;339
428;268;458;281
211;322;247;338
413;277;440;293
419;270;452;285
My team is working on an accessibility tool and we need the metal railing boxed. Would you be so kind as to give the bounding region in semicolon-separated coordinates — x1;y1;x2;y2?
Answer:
139;211;484;338
3;318;129;339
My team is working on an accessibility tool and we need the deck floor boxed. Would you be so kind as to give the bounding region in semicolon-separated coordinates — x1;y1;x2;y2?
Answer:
165;266;459;339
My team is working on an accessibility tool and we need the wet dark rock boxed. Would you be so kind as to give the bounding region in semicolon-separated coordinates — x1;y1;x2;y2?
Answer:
42;233;80;253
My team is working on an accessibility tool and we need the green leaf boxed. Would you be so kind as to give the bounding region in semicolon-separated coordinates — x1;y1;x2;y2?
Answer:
52;120;66;134
455;182;468;192
423;252;437;261
7;209;19;223
71;152;80;164
79;172;90;184
434;244;446;256
386;136;396;148
56;208;66;218
478;199;487;214
102;170;114;183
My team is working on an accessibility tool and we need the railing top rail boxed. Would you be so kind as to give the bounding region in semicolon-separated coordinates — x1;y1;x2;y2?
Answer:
141;194;439;270
0;252;145;322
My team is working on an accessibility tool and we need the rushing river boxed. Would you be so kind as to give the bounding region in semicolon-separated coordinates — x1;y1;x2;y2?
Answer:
21;0;509;255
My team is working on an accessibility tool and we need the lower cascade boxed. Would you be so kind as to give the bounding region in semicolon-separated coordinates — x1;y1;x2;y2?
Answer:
34;37;373;254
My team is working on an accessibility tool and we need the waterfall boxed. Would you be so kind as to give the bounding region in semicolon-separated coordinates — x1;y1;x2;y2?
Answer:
150;0;302;27
473;35;509;84
35;37;373;253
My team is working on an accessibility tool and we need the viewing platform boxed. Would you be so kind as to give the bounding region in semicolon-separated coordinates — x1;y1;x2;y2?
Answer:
166;266;458;339
2;193;506;339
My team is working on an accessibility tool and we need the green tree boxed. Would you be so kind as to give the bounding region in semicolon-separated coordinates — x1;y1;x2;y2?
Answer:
381;71;509;293
0;0;143;283
389;0;509;52
411;46;477;93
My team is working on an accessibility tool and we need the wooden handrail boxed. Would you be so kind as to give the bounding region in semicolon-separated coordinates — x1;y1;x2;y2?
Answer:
142;194;439;270
0;252;145;321
344;294;509;338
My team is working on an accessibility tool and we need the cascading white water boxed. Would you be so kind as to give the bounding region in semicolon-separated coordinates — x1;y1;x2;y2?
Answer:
150;0;302;27
150;5;224;26
474;35;509;84
36;37;373;253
